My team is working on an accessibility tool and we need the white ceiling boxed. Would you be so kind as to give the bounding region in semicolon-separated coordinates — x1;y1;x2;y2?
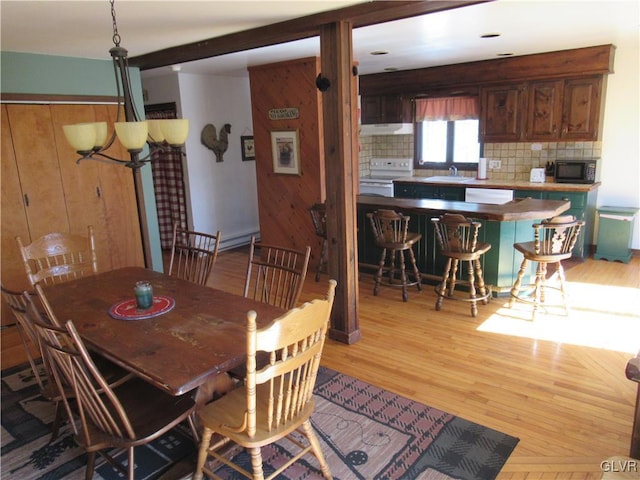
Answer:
1;1;638;79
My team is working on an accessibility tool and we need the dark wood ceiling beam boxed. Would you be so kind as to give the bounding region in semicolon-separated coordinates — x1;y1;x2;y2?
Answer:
130;0;488;71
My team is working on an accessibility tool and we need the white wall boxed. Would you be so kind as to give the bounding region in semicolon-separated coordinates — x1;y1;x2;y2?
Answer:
599;32;640;248
143;72;260;250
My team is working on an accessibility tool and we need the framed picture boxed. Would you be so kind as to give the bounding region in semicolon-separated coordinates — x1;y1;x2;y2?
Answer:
270;130;300;175
240;135;255;161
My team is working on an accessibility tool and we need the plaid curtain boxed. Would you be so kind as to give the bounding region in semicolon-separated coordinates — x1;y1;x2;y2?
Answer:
145;105;188;249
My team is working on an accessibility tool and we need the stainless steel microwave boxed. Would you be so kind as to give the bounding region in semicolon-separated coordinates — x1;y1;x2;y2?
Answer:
554;159;599;184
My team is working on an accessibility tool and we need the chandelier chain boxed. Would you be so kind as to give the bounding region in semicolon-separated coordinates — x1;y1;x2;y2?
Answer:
110;0;121;47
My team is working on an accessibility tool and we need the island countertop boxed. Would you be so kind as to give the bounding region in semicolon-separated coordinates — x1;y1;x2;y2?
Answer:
357;194;570;221
393;177;601;192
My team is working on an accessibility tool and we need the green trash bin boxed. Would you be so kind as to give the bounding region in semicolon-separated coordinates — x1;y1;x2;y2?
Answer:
594;206;639;263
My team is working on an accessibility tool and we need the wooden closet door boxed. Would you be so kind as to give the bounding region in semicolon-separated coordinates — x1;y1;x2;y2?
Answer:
1;106;32;312
94;104;144;269
50;104;112;271
6;105;69;239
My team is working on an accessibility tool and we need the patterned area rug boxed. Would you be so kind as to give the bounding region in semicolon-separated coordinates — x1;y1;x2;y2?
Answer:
1;364;518;480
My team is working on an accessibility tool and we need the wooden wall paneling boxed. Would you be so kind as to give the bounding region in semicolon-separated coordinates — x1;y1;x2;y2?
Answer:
50;104;112;272
248;57;324;261
5;105;69;240
94;104;144;269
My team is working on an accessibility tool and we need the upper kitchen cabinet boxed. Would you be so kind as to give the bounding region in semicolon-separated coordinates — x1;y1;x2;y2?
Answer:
560;76;603;140
360;95;412;124
360;44;614;141
480;76;604;143
525;80;564;141
480;84;526;142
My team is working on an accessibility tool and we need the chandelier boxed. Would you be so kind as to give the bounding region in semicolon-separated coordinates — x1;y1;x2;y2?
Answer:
62;0;189;169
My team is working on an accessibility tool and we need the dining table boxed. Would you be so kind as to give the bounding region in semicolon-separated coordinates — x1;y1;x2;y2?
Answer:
40;266;286;406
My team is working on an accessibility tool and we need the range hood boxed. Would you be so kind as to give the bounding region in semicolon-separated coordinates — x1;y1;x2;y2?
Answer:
359;123;414;136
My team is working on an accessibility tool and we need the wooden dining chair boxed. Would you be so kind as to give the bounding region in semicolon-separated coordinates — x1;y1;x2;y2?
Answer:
194;279;337;480
510;215;584;320
243;236;311;310
168;222;221;286
16;226;98;288
33;316;198;480
1;286;66;440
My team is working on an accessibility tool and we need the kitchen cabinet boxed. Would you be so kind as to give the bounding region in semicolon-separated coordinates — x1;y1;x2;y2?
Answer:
360;95;412;124
514;188;597;258
480;76;604;142
560;76;602;140
526;80;564;141
1;103;144;322
394;183;465;201
480;84;526;142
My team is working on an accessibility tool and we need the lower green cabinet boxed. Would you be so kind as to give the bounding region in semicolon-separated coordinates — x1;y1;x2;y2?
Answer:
394;184;465;200
357;205;539;295
594;206;639;263
514;188;597;258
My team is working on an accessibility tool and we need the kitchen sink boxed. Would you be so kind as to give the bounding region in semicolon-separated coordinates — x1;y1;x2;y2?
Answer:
423;176;474;183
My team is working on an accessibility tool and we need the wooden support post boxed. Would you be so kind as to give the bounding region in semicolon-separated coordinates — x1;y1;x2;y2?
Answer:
319;21;361;344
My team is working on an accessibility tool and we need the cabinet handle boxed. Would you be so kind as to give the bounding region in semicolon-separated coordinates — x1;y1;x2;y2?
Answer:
23;193;29;207
96;186;102;198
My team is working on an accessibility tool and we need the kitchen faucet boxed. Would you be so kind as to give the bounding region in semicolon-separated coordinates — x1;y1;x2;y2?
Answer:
449;166;458;177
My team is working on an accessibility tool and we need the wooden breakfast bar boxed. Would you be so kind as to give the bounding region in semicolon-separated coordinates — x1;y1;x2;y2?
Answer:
357;194;572;294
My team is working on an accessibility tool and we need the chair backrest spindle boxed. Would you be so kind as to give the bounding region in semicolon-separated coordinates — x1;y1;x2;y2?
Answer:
168;223;221;286
243;236;310;310
245;279;336;437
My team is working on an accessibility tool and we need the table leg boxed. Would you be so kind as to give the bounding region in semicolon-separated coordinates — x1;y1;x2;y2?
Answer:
194;373;237;410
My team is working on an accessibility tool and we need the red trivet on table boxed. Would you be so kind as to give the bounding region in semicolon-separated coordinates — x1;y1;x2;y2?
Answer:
108;296;175;320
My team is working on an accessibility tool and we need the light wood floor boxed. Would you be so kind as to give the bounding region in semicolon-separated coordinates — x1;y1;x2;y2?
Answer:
208;250;640;479
2;250;638;479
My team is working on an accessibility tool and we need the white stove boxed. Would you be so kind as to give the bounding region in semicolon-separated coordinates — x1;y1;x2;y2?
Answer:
359;158;413;197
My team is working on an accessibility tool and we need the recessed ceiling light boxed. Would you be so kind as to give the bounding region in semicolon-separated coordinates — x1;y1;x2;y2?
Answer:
370;51;389;56
480;33;501;39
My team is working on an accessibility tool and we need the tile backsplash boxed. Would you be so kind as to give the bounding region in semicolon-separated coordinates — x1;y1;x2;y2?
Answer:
359;134;602;181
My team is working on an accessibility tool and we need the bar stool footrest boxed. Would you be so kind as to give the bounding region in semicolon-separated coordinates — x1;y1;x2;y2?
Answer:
434;284;492;303
510;283;566;307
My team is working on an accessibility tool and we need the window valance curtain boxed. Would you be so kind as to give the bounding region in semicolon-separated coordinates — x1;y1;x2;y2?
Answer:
415;96;479;121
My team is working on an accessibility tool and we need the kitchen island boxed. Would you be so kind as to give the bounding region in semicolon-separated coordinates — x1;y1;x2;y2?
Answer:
357;194;571;294
393;178;599;258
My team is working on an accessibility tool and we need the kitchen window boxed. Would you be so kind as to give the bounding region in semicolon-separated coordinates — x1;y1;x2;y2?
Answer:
414;96;481;170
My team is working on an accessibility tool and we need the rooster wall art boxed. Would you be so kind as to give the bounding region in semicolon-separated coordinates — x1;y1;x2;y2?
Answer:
201;123;231;162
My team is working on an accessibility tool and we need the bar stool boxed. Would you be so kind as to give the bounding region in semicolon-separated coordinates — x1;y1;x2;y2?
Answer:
431;213;492;317
510;215;584;320
367;209;422;302
309;203;328;282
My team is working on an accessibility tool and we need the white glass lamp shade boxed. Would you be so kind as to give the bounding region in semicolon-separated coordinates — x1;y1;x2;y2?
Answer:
147;120;165;144
114;121;148;151
63;123;97;152
160;119;189;146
